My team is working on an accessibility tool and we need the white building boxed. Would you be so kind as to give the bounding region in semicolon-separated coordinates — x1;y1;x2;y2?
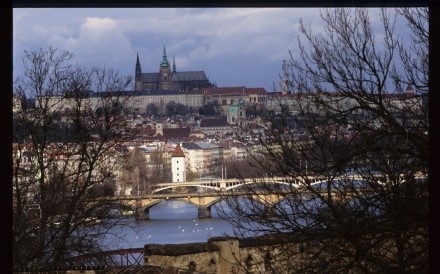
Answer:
181;142;224;175
171;143;186;182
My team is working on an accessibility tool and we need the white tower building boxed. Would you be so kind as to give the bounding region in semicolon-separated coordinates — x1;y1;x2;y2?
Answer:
171;143;186;182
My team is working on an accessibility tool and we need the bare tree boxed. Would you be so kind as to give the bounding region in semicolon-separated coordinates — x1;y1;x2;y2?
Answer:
146;102;159;117
222;156;272;179
199;101;220;116
219;8;428;273
13;47;137;268
165;101;189;117
119;146;150;195
146;148;171;186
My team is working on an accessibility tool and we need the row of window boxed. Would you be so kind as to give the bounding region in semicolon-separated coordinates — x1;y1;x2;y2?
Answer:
206;97;265;105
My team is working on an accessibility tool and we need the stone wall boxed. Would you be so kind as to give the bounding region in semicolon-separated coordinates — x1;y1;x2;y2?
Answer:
144;242;220;273
143;236;288;274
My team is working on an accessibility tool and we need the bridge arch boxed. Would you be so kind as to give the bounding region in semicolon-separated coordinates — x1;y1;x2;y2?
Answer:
308;177;386;189
152;185;218;194
131;199;200;220
224;179;294;192
172;198;204;208
131;198;204;212
204;197;226;208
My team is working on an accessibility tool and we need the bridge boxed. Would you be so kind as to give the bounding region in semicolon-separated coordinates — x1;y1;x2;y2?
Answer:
111;174;426;220
151;176;301;193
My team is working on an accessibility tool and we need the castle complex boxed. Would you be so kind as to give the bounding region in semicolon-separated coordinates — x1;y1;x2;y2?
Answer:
40;48;269;120
135;46;215;92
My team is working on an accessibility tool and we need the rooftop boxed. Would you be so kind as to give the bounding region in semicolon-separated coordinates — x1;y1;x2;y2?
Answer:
199;117;229;128
171;143;185;157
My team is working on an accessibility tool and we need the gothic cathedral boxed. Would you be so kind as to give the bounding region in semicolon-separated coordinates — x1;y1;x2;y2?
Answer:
135;47;215;92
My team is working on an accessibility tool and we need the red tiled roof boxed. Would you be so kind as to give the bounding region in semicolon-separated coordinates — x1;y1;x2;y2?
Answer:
172;143;185;157
163;127;191;139
267;90;418;99
200;117;229;127
246;88;267;95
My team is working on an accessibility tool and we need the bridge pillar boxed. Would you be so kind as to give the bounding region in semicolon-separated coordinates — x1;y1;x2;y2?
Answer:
135;207;149;221
197;207;211;218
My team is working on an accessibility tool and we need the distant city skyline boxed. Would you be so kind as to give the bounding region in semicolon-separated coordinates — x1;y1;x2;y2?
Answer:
13;8;404;92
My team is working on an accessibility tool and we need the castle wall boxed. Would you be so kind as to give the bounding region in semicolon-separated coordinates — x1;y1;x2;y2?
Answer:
146;252;219;273
143;237;290;274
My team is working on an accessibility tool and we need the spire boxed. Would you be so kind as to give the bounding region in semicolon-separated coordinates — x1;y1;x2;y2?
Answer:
160;46;169;68
135;52;142;86
173;55;176;73
172;143;185;157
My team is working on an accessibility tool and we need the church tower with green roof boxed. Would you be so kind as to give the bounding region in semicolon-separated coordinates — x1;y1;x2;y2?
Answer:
159;46;172;90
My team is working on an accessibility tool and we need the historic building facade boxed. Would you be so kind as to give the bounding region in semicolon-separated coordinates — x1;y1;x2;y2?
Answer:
38;48;269;115
135;47;215;92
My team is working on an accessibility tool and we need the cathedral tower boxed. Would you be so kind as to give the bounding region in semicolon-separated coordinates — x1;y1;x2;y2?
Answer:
135;52;142;91
159;46;172;90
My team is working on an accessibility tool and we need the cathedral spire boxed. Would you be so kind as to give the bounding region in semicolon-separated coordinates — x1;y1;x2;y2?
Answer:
160;46;169;68
135;52;142;89
173;55;176;73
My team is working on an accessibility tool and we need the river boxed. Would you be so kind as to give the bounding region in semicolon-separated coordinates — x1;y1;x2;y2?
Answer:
103;200;237;249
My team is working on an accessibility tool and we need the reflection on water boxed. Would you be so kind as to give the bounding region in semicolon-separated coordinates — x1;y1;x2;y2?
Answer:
103;200;236;249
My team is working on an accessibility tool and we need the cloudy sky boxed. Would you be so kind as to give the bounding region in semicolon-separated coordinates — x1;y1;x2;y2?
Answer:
13;8;393;92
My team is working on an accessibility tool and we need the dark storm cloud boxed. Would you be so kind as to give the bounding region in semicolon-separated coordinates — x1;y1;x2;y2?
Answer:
13;8;406;91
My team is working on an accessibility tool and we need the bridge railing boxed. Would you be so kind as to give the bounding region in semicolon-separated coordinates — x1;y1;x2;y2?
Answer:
65;248;144;267
150;177;303;193
143;174;427;195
